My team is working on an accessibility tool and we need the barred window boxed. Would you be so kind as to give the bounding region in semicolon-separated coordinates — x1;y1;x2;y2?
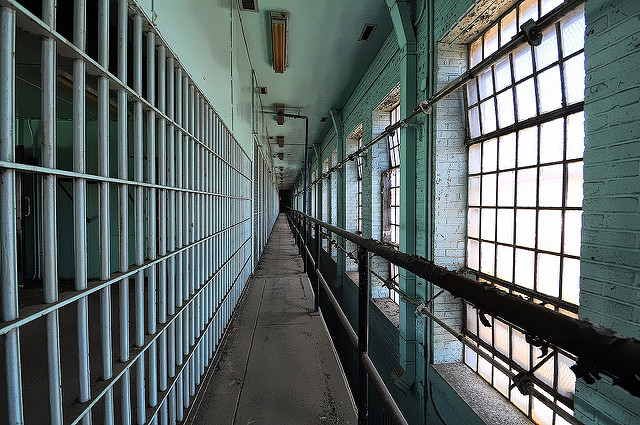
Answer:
388;104;401;304
463;1;585;424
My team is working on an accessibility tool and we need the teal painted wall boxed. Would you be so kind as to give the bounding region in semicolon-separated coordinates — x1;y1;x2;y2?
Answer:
303;0;640;424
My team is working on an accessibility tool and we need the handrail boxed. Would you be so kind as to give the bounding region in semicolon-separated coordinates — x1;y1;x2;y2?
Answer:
287;208;640;400
287;212;409;425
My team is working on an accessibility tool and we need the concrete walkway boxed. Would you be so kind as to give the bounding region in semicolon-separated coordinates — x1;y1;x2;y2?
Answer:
189;214;356;425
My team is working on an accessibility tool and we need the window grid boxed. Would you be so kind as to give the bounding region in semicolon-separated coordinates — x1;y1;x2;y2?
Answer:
388;105;401;168
387;104;401;304
463;1;585;423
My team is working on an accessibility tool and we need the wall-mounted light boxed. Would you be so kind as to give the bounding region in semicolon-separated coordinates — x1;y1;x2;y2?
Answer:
270;11;288;73
277;136;285;147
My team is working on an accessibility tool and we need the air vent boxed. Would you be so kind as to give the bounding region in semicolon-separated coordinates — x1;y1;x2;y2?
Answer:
239;0;258;12
359;23;378;41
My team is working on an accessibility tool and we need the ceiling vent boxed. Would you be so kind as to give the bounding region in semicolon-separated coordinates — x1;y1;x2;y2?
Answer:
239;0;258;12
358;23;378;41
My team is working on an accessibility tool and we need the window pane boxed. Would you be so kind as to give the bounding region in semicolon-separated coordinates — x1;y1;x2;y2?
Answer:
494;319;510;356
481;208;497;241
465;344;478;370
481;241;496;274
535;26;559;70
479;313;493;344
541;0;564;15
498;171;515;206
516;209;536;248
538;209;562;252
564;53;585;104
516;168;537;207
467;80;479;106
482;173;497;206
532;395;554;425
566;162;583;208
495;57;512;91
499;133;517;170
468;239;480;270
481;98;497;134
561;6;585;57
469;176;481;206
534;354;554;388
469;106;481;138
511;389;530;416
516;78;537;120
483;138;498;172
497;89;516;128
469;143;482;174
538;66;563;113
539;118;564;164
566;112;585;159
479;68;494;100
496;209;514;244
470;37;483;67
501;9;518;46
520;0;539;24
537;253;560;297
494;365;510;397
466;304;478;335
496;245;514;282
564;211;582;256
484;24;499;57
518;126;538;167
515;248;535;289
478;347;493;382
512;328;531;369
562;257;580;304
558;352;577;399
513;45;534;81
539;164;563;207
468;208;480;238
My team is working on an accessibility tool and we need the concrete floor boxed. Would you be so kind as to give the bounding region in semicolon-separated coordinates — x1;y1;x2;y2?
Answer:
188;214;357;425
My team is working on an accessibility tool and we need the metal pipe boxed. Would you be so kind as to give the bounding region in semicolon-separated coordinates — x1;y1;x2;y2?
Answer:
314;222;320;312
361;354;409;425
289;210;640;398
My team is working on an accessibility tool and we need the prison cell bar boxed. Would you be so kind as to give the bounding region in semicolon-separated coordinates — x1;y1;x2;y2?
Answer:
0;1;259;424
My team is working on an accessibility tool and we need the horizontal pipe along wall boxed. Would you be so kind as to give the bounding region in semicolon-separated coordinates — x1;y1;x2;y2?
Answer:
0;0;277;423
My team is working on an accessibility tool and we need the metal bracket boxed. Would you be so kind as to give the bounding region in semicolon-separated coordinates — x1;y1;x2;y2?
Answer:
521;19;543;46
512;371;535;395
417;99;432;115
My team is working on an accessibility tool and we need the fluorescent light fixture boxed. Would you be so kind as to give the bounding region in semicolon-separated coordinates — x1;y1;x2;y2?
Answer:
275;103;286;125
270;12;288;73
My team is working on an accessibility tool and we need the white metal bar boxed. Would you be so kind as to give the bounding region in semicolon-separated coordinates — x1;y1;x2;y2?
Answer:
96;1;114;423
73;2;91;423
117;1;132;423
41;0;63;422
0;7;24;425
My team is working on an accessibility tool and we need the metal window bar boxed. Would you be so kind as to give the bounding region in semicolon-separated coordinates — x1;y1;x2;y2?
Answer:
0;1;272;424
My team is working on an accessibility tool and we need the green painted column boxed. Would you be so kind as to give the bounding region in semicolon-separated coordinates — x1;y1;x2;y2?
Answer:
330;108;345;288
387;0;417;388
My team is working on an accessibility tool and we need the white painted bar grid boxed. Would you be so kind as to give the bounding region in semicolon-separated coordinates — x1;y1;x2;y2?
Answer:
0;1;277;424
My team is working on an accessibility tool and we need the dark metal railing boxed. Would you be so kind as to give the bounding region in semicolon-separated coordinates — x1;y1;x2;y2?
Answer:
287;208;640;423
287;210;408;425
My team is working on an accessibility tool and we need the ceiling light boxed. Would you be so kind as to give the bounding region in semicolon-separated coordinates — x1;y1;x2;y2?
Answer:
270;12;288;73
277;136;285;147
320;117;328;122
239;0;258;12
278;153;284;160
275;103;285;125
257;86;268;94
359;23;378;41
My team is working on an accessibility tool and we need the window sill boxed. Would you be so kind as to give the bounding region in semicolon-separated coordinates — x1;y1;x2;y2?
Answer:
432;363;532;425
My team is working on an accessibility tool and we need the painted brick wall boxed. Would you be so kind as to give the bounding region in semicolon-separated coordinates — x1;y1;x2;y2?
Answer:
431;42;468;364
576;1;640;424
